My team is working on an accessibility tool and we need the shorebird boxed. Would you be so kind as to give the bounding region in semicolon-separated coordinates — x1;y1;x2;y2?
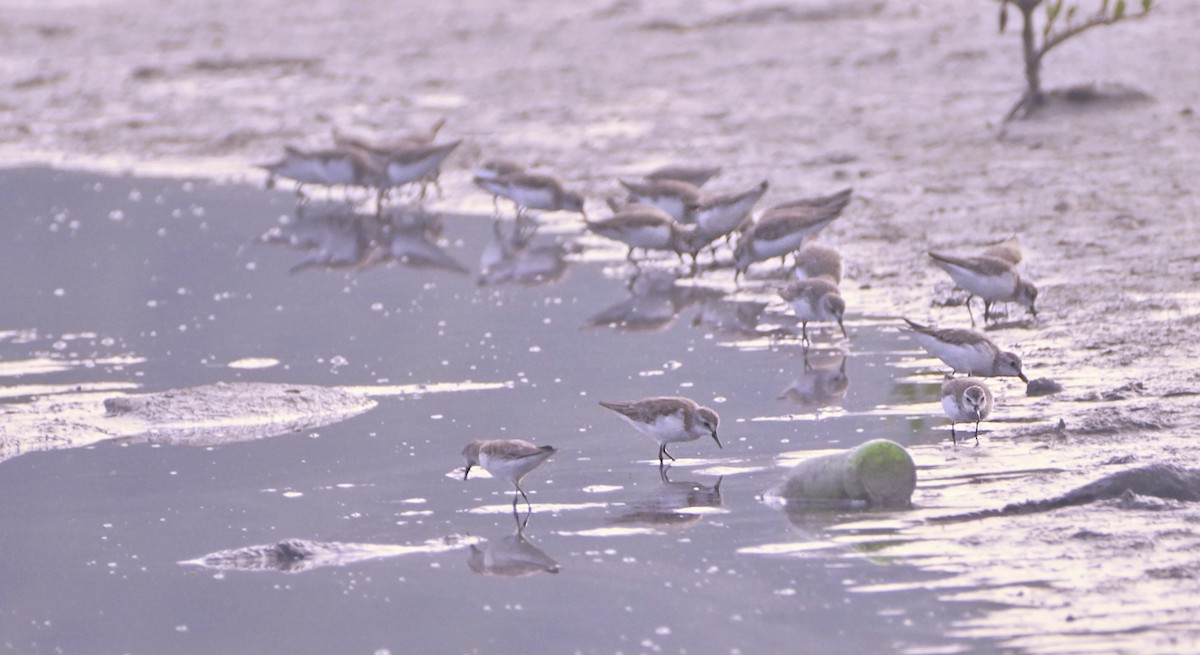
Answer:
683;180;769;259
733;202;844;279
599;396;721;466
475;171;586;218
981;235;1022;265
644;164;722;188
619;178;701;222
941;377;994;445
462;439;557;512
586;205;695;263
260;146;381;196
779;278;847;345
331;117;446;152
903;319;1028;382
765;187;853;213
929;251;1038;324
473;159;527;210
792;243;844;284
361;140;462;201
474;158;525;182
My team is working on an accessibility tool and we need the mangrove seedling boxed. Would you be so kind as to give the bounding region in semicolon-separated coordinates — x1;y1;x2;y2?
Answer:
998;0;1153;122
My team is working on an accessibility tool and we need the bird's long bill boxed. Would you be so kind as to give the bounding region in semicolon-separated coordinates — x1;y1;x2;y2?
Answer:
712;430;722;449
463;464;472;481
838;318;847;338
1018;372;1029;384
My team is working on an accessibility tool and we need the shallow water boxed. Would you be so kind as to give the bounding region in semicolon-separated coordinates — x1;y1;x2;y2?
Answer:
0;169;1099;654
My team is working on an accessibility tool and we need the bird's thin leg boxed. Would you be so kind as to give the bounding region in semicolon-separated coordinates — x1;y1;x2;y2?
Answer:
663;445;676;462
801;321;810;346
951;422;958;446
966;295;977;326
517;485;532;513
984;300;994;324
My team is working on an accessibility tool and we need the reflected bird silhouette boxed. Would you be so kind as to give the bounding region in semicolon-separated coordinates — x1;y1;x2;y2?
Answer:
467;524;560;577
779;352;850;408
478;217;573;286
611;466;724;528
691;297;768;337
583;271;701;333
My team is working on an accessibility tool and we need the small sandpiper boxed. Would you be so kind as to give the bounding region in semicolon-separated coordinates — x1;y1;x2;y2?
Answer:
733;203;844;278
793;243;843;284
779;278;847;345
928;251;1037;324
941;377;993;445
462;439;557;512
369;140;462;199
683;180;770;258
619;178;701;222
473;158;525;182
598;396;721;466
766;187;853;213
903;319;1028;382
475;171;586;218
260;145;381;195
331;117;447;151
644;164;722;188
586;205;695;263
473;159;527;210
981;235;1022;265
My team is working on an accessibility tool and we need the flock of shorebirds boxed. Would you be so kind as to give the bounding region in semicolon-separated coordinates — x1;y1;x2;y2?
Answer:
261;119;1042;512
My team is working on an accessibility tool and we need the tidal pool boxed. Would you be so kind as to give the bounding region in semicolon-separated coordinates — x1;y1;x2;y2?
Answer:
0;168;1087;654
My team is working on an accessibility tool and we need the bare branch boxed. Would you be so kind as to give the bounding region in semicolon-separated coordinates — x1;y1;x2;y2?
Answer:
1039;8;1151;60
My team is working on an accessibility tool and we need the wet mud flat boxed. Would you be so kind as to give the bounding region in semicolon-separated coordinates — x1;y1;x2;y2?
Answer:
1;0;1200;653
1;169;1199;654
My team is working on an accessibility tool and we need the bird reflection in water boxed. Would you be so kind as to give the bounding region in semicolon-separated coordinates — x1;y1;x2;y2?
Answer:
478;214;575;286
610;466;724;528
260;203;466;275
778;349;850;410
691;297;768;337
467;521;560;578
584;270;719;333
